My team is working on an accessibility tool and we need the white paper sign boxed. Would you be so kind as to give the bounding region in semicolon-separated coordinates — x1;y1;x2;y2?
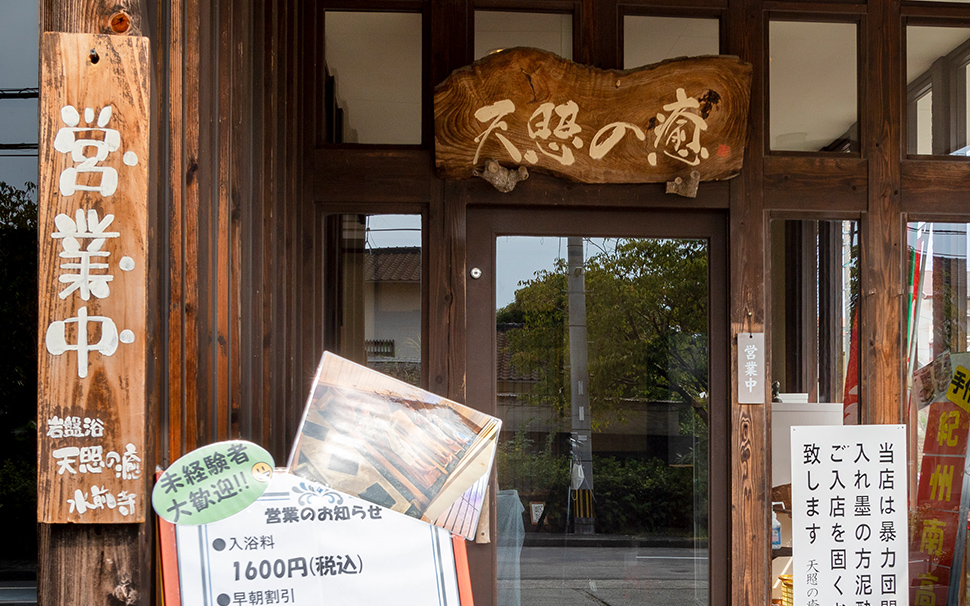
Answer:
791;425;908;606
738;332;765;404
176;472;461;606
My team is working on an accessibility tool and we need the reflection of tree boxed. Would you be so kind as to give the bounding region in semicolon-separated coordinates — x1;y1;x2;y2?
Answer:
0;181;37;558
499;238;709;431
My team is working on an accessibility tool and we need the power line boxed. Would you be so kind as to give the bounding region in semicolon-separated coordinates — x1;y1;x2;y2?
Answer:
0;88;38;99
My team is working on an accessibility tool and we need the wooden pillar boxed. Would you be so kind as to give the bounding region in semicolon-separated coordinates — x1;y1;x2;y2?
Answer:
865;0;903;426
727;1;769;606
38;2;154;605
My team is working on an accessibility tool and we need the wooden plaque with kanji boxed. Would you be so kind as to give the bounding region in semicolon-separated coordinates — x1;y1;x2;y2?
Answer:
37;33;150;523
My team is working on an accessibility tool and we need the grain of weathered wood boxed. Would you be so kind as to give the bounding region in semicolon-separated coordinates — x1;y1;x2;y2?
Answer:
430;0;473;99
271;0;288;459
763;156;868;211
184;0;203;452
41;0;148;37
310;148;433;204
586;0;614;68
463;170;731;208
435;49;752;184
260;0;277;456
727;3;769;606
248;0;264;447
38;32;150;524
229;0;253;441
865;0;903;425
901;161;970;211
38;523;150;605
216;0;233;442
37;26;152;606
299;0;320;409
285;0;302;441
166;0;186;466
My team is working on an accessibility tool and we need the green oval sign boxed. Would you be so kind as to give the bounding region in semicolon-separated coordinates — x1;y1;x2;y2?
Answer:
152;440;274;525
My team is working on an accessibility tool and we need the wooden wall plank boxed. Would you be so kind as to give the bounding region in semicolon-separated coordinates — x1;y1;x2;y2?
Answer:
229;0;253;441
183;0;202;451
285;0;301;442
245;0;266;447
299;0;319;406
271;0;287;460
165;0;185;464
260;0;278;456
216;0;233;442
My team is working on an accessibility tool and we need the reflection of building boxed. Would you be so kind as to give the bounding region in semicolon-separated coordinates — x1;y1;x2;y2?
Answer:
364;247;421;368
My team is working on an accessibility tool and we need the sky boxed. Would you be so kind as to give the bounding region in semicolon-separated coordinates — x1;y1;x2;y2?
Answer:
0;1;39;190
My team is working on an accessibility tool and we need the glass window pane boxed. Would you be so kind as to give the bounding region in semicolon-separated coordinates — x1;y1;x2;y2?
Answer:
325;214;422;385
475;11;573;60
623;16;719;69
768;220;860;600
769;21;858;152
0;0;39;580
906;26;970;155
495;236;710;605
905;222;970;602
324;12;422;144
769;220;860;406
916;91;933;155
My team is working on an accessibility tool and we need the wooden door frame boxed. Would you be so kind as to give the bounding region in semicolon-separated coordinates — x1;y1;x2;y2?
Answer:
465;205;730;606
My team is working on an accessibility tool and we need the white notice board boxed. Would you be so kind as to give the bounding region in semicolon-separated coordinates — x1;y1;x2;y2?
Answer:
176;472;461;606
791;425;908;606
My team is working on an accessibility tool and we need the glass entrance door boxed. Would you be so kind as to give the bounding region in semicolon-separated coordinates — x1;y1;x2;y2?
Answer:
466;208;728;606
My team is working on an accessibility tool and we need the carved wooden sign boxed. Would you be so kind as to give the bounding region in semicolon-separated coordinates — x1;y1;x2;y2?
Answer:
435;48;752;184
38;33;150;523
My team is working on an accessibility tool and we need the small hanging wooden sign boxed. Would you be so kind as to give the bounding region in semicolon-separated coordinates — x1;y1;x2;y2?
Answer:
434;48;752;185
37;32;150;523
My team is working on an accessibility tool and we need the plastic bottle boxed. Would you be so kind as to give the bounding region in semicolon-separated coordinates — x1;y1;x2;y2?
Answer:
771;501;783;550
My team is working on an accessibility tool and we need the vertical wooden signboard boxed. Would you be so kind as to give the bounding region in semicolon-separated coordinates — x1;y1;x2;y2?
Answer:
37;33;150;523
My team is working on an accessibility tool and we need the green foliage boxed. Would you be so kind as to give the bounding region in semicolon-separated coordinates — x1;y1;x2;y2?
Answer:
496;430;704;536
501;238;709;430
502;265;570;413
585;239;709;408
0;181;37;230
497;430;569;497
592;457;700;535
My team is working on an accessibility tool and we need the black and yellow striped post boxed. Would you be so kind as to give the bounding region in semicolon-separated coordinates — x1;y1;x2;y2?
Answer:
572;488;594;525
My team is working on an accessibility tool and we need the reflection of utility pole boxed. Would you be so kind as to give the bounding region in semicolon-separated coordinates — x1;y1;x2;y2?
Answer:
567;237;594;534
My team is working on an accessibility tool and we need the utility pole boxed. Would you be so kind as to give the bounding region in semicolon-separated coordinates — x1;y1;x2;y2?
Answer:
567;237;594;533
